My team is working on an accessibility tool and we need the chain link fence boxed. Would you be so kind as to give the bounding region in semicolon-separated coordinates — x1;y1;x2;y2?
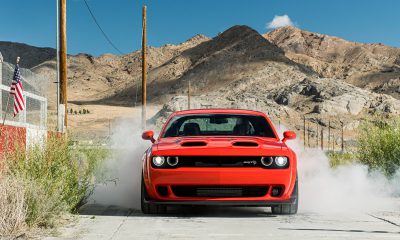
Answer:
1;53;48;129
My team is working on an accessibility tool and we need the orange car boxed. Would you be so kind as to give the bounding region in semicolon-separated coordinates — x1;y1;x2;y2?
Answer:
141;109;298;214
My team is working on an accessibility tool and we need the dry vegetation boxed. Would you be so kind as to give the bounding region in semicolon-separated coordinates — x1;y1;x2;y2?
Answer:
0;175;26;237
0;136;108;238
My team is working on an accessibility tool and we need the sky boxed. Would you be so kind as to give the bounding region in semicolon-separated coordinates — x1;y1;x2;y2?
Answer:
0;0;399;56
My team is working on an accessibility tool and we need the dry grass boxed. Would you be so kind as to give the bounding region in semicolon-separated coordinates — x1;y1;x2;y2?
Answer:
0;135;108;238
0;174;27;237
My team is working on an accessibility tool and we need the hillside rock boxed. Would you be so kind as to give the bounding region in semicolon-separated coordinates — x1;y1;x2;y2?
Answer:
264;26;400;99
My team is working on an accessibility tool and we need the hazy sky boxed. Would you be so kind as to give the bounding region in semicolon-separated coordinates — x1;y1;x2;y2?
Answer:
1;0;399;56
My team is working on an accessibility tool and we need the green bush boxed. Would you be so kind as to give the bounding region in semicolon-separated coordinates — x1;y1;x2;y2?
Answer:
4;136;108;228
357;118;400;177
327;151;357;168
83;109;87;114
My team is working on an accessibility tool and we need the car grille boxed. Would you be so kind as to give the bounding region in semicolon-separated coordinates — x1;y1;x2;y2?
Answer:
178;156;262;167
171;186;268;198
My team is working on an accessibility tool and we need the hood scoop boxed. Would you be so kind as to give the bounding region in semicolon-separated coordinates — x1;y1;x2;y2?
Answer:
232;141;259;147
181;141;207;147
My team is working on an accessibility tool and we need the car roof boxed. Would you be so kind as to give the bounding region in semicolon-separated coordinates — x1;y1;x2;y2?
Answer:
172;108;266;116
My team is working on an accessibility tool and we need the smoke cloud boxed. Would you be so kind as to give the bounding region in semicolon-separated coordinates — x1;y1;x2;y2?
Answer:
90;108;158;209
275;125;400;213
91;115;400;214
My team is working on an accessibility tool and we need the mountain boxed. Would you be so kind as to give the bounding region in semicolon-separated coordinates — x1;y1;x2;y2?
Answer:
2;25;400;140
0;41;56;68
264;26;400;99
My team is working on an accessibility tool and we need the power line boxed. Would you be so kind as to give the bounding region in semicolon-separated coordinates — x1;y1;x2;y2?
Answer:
83;0;124;55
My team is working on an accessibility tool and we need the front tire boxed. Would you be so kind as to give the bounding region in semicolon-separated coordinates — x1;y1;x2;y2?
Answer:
141;176;167;214
271;179;298;215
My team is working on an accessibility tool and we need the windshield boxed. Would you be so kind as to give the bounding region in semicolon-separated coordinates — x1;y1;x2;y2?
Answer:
162;114;276;138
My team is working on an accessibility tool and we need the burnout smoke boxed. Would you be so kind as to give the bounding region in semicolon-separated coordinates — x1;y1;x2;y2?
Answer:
276;125;400;213
90;113;155;209
92;116;399;213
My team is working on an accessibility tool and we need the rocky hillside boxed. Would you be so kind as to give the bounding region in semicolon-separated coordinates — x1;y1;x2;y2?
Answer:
2;25;400;139
0;41;56;68
264;26;400;99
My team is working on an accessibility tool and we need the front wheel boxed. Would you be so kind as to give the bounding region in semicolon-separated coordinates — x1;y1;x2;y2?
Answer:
141;176;167;214
271;179;298;215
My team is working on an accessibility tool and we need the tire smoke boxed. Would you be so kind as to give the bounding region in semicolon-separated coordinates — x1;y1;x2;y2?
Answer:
91;117;399;214
90;115;154;209
276;125;400;213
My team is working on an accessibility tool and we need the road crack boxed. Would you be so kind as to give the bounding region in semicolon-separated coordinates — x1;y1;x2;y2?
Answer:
368;214;400;228
109;209;133;240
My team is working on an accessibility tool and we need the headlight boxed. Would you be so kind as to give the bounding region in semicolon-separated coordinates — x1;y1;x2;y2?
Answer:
261;157;273;167
275;156;288;167
152;156;165;167
167;156;179;167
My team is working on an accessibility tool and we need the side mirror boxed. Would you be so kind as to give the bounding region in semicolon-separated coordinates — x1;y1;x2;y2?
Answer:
282;131;296;143
142;131;155;143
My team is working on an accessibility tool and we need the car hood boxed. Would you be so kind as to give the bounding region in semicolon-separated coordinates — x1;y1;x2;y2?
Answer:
152;136;290;156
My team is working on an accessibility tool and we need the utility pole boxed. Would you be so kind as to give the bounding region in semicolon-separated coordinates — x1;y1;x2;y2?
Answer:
141;5;147;130
56;0;60;131
59;0;68;130
187;79;191;109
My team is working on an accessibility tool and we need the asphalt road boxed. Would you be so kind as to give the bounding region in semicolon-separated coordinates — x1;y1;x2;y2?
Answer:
44;204;400;240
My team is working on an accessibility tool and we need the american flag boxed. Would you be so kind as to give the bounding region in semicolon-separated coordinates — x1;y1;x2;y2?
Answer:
10;64;25;117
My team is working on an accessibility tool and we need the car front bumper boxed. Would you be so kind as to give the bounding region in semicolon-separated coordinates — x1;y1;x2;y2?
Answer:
143;167;297;204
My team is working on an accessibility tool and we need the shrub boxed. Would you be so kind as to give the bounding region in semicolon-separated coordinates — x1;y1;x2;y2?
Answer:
74;110;77;115
357;118;400;177
78;110;82;114
327;151;357;168
70;108;73;114
83;109;87;114
2;136;107;232
87;110;90;114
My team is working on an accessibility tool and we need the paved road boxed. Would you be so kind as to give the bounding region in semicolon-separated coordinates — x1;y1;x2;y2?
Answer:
44;204;400;240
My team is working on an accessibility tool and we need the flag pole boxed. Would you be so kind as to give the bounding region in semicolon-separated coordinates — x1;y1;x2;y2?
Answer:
2;57;19;126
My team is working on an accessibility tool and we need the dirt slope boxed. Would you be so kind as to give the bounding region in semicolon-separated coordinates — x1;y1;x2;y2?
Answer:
264;26;400;99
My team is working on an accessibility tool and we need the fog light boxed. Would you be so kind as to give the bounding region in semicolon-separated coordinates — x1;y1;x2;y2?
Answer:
271;186;283;197
152;156;165;167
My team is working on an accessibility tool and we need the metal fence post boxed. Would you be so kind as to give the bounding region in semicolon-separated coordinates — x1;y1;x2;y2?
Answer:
307;121;310;148
303;116;306;149
316;122;319;149
328;119;331;151
40;99;47;129
341;121;344;152
321;128;324;150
